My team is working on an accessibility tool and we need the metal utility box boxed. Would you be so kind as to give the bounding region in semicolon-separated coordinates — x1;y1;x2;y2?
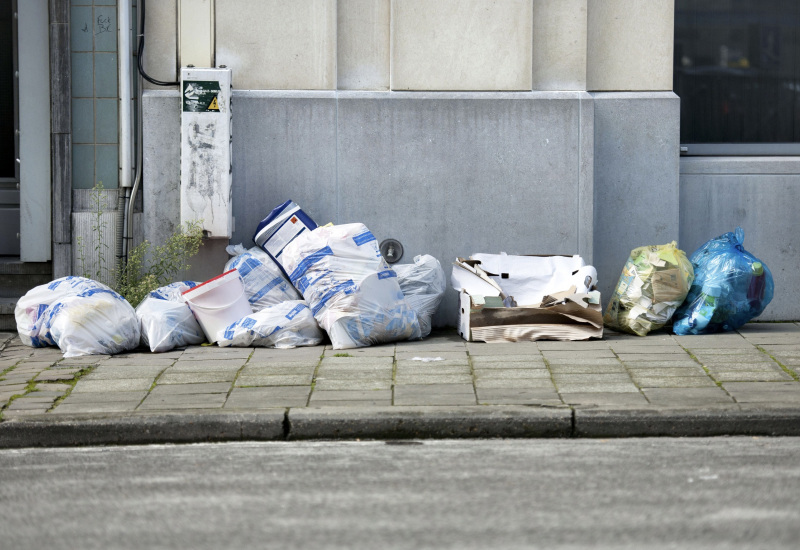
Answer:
180;67;232;238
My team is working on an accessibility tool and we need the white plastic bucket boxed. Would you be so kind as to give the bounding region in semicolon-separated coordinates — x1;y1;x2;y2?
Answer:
182;269;252;343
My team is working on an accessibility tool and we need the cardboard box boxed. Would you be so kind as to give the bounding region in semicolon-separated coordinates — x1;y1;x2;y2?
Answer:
458;289;603;343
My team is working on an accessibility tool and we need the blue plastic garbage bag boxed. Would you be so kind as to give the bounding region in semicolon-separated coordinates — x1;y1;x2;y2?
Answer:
672;227;774;335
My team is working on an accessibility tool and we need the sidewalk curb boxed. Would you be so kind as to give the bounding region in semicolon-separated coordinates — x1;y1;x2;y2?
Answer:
575;408;800;437
287;406;573;440
2;406;800;448
0;411;285;449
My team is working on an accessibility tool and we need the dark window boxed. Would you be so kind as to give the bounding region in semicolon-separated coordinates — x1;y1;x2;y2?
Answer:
0;0;15;178
674;0;800;146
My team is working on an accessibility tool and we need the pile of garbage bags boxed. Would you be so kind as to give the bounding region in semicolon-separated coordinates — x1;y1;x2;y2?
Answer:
18;199;773;358
605;228;774;336
15;201;447;356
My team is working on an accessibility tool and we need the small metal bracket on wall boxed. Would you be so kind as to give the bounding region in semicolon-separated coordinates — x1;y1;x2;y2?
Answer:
380;238;404;264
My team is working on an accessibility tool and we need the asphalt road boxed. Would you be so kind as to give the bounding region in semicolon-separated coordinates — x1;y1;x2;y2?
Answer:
2;438;799;549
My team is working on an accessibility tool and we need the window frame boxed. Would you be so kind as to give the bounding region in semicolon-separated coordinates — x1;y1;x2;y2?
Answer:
680;143;800;156
675;0;800;156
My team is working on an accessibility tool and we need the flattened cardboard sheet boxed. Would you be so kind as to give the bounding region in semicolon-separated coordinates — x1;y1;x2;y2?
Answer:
458;290;603;343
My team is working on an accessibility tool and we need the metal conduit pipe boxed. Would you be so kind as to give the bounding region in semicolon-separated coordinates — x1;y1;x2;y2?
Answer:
116;0;134;275
115;188;126;273
126;75;143;260
126;0;175;263
118;0;132;189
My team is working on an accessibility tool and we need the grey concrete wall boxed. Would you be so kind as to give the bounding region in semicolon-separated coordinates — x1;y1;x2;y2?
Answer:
230;91;339;234
145;90;594;326
339;92;593;325
679;157;800;321
592;93;681;301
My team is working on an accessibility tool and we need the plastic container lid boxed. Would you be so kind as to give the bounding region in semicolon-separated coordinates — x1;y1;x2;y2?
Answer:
182;270;241;304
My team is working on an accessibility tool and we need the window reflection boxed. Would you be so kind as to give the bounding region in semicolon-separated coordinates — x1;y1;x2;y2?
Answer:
674;0;800;144
0;0;15;178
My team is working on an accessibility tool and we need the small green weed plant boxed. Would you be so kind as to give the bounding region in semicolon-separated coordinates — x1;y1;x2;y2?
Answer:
76;181;110;283
116;220;203;307
78;182;204;307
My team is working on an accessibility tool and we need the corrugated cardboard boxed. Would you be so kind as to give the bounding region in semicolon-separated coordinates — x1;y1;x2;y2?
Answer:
458;289;603;343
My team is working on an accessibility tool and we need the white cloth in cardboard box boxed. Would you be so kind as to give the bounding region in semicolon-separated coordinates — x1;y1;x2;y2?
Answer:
470;252;586;306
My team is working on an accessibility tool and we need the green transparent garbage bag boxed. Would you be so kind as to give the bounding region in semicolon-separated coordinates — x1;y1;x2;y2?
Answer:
603;241;695;336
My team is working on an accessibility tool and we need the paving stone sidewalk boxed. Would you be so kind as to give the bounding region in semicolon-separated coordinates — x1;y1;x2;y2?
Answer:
1;322;799;445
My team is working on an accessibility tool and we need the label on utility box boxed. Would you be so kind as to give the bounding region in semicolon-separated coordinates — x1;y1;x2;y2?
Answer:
182;80;221;112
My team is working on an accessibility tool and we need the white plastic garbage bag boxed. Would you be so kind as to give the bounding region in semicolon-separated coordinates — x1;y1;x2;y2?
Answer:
15;276;104;348
225;245;301;311
393;254;446;337
46;289;141;357
281;223;421;349
217;300;324;348
15;277;140;357
136;281;206;352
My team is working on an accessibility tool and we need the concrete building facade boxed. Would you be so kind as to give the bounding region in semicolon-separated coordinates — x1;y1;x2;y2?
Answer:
2;0;798;328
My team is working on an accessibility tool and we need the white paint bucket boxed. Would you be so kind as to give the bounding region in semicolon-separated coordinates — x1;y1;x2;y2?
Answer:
182;269;251;343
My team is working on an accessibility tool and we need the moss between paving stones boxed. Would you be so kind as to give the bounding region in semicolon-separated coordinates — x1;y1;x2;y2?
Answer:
0;363;96;420
755;345;800;382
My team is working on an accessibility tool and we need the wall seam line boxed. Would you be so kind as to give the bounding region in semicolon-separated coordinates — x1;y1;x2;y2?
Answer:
577;96;582;257
335;91;340;224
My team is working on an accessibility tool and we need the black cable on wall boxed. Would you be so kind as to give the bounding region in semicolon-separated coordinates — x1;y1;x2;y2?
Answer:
137;0;179;87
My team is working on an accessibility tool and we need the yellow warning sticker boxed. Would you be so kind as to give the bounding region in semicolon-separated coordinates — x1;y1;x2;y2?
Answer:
207;96;219;111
